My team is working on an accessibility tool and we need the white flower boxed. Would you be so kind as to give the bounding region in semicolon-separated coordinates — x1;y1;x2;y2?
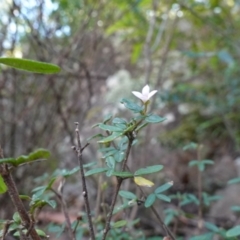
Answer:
132;85;158;103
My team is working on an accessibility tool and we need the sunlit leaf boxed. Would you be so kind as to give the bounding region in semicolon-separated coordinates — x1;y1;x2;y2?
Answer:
112;220;127;228
134;176;154;187
0;58;60;74
0;175;7;194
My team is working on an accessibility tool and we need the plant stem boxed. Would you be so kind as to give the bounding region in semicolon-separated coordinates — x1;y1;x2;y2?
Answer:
50;187;76;240
0;147;41;240
101;134;134;240
75;123;95;240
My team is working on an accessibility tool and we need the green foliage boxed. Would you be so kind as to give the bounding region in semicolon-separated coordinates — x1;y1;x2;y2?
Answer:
0;58;60;74
0;149;50;167
134;165;163;176
0;175;7;194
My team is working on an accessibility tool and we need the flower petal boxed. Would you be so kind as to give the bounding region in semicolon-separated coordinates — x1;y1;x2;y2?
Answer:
132;91;143;100
142;85;150;95
148;90;158;99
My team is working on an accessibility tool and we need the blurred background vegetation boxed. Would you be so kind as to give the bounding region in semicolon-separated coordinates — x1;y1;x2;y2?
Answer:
1;0;240;239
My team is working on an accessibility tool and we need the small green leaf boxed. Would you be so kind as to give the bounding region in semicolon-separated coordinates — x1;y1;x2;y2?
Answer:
189;233;214;240
0;175;7;194
156;194;171;202
106;168;114;177
85;167;108;177
112;220;127;228
112;171;133;178
45;200;57;209
114;151;125;162
112;118;127;124
204;222;220;233
13;149;50;166
134;165;163;176
106;156;115;169
144;193;156;208
98;132;122;143
228;177;240;184
0;58;60;74
155;182;173;194
13;212;21;223
99;124;123;132
19;195;32;201
120;98;144;113
226;225;240;237
103;114;112;123
87;134;104;142
145;114;166;123
119;190;137;200
183;142;198;150
60;167;80;177
231;206;240;212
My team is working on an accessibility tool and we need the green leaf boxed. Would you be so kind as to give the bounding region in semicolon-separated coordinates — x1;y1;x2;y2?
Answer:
83;162;97;168
0;58;60;74
134;165;163;176
106;156;115;169
183;142;198;151
87;134;104;142
120;98;144;113
144;193;156;208
112;118;127;124
13;229;47;237
156;194;171;202
119;190;137;200
155;182;173;194
19;195;32;201
98;132;123;143
226;225;240;237
0;157;16;164
106;168;114;177
103;114;112;124
12;149;50;166
189;233;214;240
112;220;127;228
231;206;240;212
99;124;123;132
60;167;80;177
0;175;7;194
114;151;125;162
85;167;108;177
204;222;220;233
145;114;166;123
13;212;21;223
228;177;240;184
112;171;133;178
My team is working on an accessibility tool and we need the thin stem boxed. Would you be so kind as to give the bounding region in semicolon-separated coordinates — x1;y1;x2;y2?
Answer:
101;134;134;240
0;149;41;240
50;187;76;240
126;164;175;240
74;123;95;240
197;145;203;231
